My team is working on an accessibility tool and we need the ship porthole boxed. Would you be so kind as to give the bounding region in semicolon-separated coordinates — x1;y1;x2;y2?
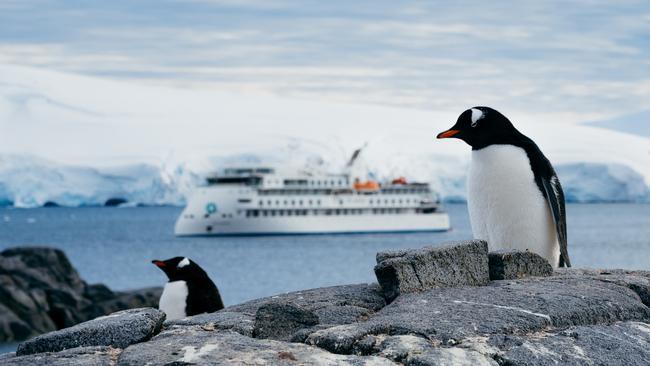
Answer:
206;225;213;232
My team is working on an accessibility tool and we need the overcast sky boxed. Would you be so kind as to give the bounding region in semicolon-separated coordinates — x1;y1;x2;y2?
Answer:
1;0;648;120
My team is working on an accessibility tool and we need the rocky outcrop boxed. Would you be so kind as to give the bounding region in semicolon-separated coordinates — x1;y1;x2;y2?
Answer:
0;247;162;342
4;241;650;365
16;308;165;355
488;249;553;280
374;240;490;301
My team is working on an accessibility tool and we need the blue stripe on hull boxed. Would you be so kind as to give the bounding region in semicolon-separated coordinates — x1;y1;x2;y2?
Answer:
177;228;451;238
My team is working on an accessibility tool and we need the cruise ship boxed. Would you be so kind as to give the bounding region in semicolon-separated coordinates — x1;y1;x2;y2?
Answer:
175;163;450;236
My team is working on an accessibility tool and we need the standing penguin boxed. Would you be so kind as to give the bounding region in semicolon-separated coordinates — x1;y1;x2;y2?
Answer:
437;107;570;268
152;257;224;320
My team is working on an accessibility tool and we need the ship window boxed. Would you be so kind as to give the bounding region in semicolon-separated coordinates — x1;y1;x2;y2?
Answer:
259;200;263;206
309;200;313;205
284;200;288;205
287;210;293;216
339;200;343;205
275;200;280;205
299;200;303;205
317;200;322;205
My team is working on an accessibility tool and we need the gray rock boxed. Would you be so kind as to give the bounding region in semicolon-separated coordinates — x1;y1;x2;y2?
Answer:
117;328;398;365
227;283;386;316
495;321;650;366
314;304;372;325
16;308;165;356
555;268;650;307
166;311;255;337
307;276;650;354
0;346;121;366
0;303;35;342
356;334;432;361
0;247;162;342
407;348;497;366
374;240;490;301
252;301;319;341
83;287;163;320
488;250;553;280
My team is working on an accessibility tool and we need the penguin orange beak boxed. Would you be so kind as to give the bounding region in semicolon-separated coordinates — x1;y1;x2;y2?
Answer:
152;260;166;268
436;129;460;139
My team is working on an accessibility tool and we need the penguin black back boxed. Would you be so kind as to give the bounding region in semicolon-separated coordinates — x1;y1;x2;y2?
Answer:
438;107;571;267
152;257;224;316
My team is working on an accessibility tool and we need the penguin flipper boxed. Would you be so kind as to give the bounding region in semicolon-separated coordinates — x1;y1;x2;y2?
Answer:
541;174;571;267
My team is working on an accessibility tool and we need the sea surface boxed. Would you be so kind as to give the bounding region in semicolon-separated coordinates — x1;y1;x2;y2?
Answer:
1;203;649;354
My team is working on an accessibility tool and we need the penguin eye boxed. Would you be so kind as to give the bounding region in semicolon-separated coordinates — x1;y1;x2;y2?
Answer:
471;121;478;128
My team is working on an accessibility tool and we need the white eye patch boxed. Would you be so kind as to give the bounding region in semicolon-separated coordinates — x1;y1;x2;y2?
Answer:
470;108;483;127
177;257;190;268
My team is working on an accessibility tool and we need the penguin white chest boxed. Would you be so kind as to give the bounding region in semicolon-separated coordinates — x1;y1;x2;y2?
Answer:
468;145;559;266
159;280;188;320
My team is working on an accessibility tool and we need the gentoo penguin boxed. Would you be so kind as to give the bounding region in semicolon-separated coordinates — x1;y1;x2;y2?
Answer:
152;257;224;320
437;107;571;268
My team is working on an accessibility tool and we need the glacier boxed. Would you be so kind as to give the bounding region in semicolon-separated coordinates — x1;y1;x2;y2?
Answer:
1;63;649;207
0;155;647;208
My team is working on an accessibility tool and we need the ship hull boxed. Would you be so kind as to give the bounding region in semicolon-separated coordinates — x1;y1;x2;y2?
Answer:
175;212;450;236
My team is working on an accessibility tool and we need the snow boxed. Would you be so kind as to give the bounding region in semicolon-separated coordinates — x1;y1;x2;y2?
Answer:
587;110;650;138
1;63;649;207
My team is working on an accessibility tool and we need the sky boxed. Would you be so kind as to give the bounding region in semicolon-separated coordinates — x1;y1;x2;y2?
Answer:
1;0;649;121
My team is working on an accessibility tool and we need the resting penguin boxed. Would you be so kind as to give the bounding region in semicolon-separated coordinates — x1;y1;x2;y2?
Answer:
152;257;224;320
437;106;571;268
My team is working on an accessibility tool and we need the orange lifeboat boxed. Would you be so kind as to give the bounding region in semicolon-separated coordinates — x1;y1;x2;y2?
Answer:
353;180;380;191
391;177;407;185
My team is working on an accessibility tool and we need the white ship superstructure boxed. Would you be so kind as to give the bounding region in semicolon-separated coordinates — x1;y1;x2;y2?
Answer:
174;166;451;236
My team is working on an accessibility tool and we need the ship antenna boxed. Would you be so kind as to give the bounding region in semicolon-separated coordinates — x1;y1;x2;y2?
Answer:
346;143;368;168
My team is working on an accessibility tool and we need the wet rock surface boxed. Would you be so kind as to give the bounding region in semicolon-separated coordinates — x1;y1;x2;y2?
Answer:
374;240;490;301
16;308;165;356
0;247;161;342
488;249;553;280
4;243;650;365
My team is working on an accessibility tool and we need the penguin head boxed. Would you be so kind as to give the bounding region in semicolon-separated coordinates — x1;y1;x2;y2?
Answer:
152;256;204;281
437;107;518;149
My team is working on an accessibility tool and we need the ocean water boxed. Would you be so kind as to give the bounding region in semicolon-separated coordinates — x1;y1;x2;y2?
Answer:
1;204;649;307
0;203;649;354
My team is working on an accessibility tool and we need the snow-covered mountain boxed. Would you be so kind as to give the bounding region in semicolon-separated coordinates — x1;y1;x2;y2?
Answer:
1;64;649;207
